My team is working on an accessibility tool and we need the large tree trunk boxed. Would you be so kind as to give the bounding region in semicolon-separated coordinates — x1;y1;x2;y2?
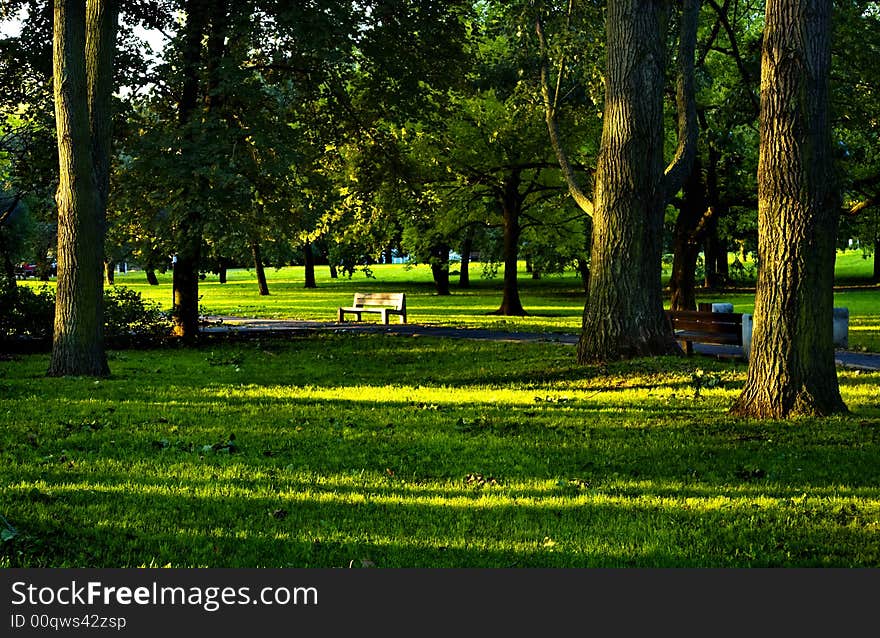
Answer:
145;268;159;286
431;242;450;296
303;239;316;289
669;159;708;311
492;173;527;316
731;0;846;418
48;0;113;377
105;259;115;285
252;242;269;296
459;229;472;288
577;2;684;362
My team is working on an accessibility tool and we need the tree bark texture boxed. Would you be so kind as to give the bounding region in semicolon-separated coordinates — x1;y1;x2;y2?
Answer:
48;0;111;377
731;0;846;418
577;1;684;362
104;259;115;285
146;268;159;285
492;173;526;316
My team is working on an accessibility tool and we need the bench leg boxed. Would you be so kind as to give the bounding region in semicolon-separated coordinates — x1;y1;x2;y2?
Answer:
381;310;389;325
337;308;344;322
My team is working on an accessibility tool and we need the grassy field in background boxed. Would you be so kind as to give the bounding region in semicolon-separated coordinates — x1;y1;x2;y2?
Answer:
42;249;875;351
2;335;879;567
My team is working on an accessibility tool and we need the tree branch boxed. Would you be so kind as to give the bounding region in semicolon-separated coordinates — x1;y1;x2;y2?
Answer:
705;0;759;115
663;0;701;201
535;11;593;217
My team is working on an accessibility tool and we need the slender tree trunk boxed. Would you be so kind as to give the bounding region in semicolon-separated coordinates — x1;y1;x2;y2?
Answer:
431;243;450;296
252;242;269;296
731;0;846;418
576;257;590;293
492;173;527;316
105;260;115;285
577;2;683;362
703;141;727;288
669;159;708;310
459;230;472;288
146;268;159;286
303;239;316;288
384;246;394;265
171;0;207;340
874;237;880;282
0;229;17;306
218;261;227;283
329;263;338;279
716;237;729;282
48;0;113;377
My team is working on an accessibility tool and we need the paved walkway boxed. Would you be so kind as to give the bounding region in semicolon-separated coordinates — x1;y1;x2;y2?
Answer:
204;316;880;371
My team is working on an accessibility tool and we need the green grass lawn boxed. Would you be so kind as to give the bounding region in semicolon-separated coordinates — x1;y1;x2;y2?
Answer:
2;335;879;568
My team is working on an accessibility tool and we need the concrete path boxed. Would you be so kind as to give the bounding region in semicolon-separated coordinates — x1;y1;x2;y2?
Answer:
204;316;880;371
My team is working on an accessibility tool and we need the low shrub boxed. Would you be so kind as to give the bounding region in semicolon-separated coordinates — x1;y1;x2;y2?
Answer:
1;284;172;346
103;285;173;341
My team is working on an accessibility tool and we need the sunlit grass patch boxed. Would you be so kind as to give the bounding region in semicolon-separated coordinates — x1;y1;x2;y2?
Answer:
1;335;879;567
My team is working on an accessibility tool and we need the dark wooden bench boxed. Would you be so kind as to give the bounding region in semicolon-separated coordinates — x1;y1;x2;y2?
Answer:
665;309;743;355
337;292;407;325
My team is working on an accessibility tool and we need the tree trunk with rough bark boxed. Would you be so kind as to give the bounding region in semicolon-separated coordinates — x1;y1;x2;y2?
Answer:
146;268;159;286
48;0;114;377
577;1;693;362
731;0;846;418
105;260;115;285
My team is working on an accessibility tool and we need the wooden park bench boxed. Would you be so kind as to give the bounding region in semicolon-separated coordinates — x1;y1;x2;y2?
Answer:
337;292;407;325
665;309;744;356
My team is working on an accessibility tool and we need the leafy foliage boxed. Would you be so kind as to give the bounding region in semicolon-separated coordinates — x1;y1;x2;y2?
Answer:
1;285;171;345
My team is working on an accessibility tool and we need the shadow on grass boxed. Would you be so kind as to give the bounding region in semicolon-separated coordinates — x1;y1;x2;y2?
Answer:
3;479;877;567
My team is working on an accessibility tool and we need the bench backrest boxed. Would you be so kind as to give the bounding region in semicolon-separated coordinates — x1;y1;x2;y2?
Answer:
666;310;743;334
352;292;405;310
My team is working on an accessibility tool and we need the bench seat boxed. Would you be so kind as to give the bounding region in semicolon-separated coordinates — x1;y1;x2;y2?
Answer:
666;309;743;356
337;292;407;325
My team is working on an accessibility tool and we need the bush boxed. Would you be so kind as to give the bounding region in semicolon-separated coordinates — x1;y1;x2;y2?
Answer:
0;284;55;341
103;286;172;341
1;285;172;346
